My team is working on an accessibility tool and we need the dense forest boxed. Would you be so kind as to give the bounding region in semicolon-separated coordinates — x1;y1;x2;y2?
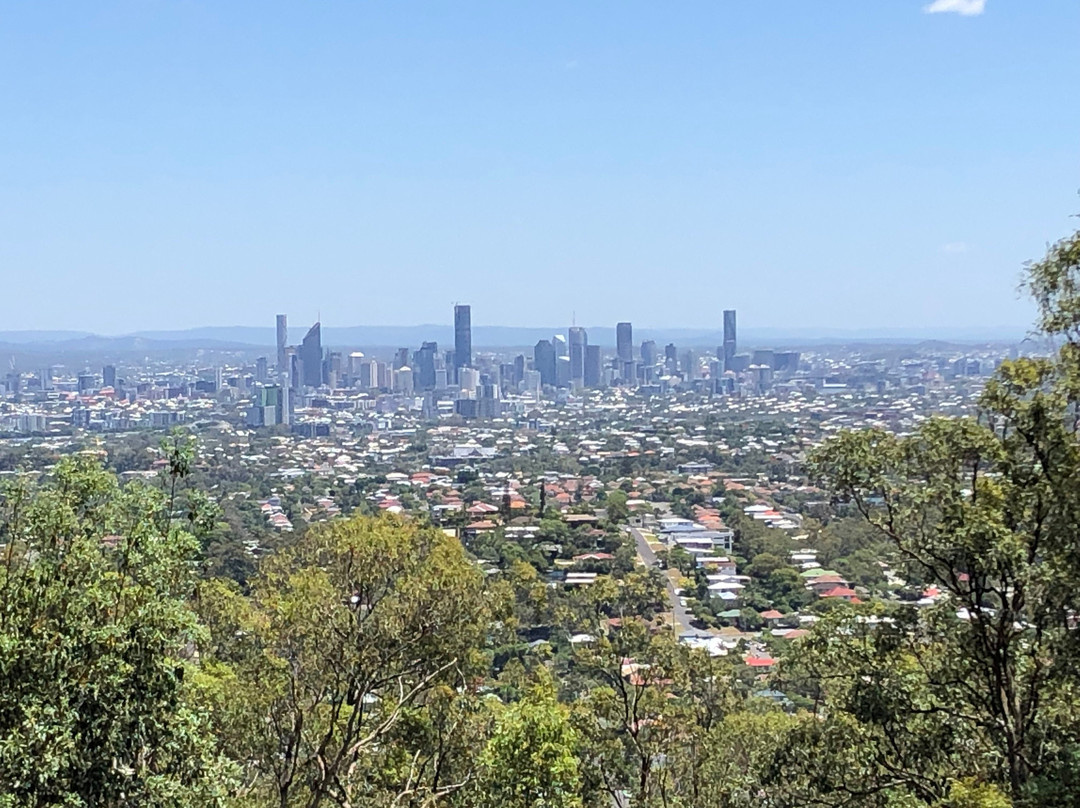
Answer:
2;228;1080;807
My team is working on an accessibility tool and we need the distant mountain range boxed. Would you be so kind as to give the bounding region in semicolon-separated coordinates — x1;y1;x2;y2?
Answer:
0;324;1033;354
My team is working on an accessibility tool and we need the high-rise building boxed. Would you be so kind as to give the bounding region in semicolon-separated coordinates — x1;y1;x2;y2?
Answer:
276;314;288;374
553;333;568;358
752;349;775;369
774;351;801;372
288;349;301;390
102;365;117;389
255;357;269;382
395;366;414;394
300;322;323;388
359;359;378;390
534;340;556;387
616;322;633;363
394;348;410;369
458;367;481;395
640;340;657;384
641;340;657;368
454;304;472;376
682;350;697;380
414;342;438;390
555;355;571;388
722;310;737;371
584;344;602;388
569;327;588;383
664;343;678;375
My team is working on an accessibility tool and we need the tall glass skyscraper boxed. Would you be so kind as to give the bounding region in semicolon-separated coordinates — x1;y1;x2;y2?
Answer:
534;339;556;387
568;327;587;383
300;321;323;388
454;304;472;378
276;314;288;374
722;310;737;371
616;322;633;363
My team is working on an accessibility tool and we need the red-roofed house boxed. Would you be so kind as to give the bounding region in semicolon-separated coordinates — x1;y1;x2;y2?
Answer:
819;586;858;602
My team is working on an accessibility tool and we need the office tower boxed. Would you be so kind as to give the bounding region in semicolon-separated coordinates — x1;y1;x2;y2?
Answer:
280;382;291;425
513;354;525;386
255;357;269;382
300;322;323;387
478;377;501;418
454;304;472;376
640;339;657;384
289;351;301;390
499;363;515;391
214;366;224;392
347;352;365;381
248;384;286;427
553;333;568;358
458;367;481;395
414;341;438;390
322;357;338;390
569;327;587;383
752;348;775;369
102;365;117;389
276;314;288;373
722;309;737;371
523;369;541;396
534;339;556;387
395;366;414;394
555;355;571;388
359;359;378;390
394;348;410;369
664;343;678;375
682;350;697;380
775;351;801;372
640;340;657;368
584;344;602;388
616;322;633;363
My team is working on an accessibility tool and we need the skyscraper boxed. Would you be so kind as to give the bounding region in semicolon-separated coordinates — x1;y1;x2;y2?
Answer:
722;310;737;371
414;342;438;390
276;314;288;374
454;304;472;377
616;322;633;363
584;344;602;388
300;322;323;388
102;365;117;389
640;340;657;384
534;339;556;387
664;343;678;375
641;340;657;368
569;327;587;384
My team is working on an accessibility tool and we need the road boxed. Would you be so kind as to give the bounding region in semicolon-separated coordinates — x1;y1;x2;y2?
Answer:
628;526;700;636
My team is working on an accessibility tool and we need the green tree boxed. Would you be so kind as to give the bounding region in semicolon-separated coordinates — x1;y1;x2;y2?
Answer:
475;673;582;808
0;457;234;806
199;513;493;808
801;225;1080;806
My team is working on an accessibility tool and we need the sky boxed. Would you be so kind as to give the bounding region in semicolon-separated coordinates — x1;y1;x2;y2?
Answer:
1;0;1078;335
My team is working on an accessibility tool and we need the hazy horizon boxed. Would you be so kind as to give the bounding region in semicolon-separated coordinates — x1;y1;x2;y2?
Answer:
3;2;1077;333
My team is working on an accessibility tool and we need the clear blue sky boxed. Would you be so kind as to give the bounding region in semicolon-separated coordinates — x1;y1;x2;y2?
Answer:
2;1;1078;334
